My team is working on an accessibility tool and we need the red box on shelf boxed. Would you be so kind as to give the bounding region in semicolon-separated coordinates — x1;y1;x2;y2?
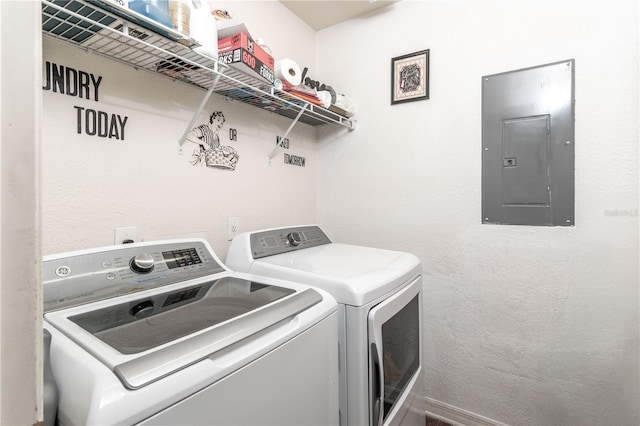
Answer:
218;32;275;84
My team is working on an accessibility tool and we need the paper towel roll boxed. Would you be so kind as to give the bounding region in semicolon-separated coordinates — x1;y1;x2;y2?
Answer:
275;58;302;87
317;91;332;108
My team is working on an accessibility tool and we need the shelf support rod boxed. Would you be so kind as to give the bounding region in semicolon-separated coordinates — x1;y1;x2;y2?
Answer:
177;72;223;154
268;105;307;161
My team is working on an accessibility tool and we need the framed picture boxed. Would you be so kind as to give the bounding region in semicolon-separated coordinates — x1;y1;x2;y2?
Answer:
391;49;430;105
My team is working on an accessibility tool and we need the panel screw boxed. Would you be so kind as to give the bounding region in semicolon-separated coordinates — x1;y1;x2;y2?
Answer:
484;147;489;151
565;141;571;145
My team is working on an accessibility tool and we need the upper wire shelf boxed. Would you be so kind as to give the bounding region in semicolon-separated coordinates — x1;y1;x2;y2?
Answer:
41;0;355;129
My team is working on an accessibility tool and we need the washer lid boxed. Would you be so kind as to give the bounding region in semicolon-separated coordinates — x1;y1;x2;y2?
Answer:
45;276;323;390
70;277;295;355
250;243;421;306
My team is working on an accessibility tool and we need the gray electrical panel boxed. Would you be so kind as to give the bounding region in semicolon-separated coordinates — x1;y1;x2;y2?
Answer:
482;60;575;226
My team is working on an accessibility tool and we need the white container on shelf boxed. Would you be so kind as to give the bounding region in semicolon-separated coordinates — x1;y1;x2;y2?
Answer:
189;0;218;60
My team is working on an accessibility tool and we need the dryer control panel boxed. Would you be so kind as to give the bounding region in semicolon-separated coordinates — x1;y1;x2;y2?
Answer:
250;226;332;259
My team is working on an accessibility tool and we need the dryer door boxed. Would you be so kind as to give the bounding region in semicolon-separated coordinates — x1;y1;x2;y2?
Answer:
368;277;422;426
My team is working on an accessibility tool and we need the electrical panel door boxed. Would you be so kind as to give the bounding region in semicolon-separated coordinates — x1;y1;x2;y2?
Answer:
482;60;575;226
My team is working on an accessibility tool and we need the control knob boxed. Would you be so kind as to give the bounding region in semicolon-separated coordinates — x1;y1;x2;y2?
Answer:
287;231;302;246
130;253;155;274
129;300;154;319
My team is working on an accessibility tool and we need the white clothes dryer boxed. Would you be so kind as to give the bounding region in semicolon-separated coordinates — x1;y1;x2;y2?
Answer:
226;225;424;426
43;238;339;425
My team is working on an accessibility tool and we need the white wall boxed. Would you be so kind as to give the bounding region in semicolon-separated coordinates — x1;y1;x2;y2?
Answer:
316;1;639;425
0;1;42;424
41;1;318;256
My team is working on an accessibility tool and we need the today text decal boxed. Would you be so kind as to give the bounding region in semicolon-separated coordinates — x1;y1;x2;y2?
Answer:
43;61;129;140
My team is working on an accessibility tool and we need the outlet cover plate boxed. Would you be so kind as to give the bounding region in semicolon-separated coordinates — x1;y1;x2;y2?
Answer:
115;226;137;244
227;217;239;241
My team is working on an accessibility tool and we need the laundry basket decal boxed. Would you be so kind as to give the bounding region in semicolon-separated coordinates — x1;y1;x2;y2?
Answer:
185;111;239;170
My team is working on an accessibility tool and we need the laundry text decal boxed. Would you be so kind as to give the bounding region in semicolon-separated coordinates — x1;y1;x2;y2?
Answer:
43;61;129;140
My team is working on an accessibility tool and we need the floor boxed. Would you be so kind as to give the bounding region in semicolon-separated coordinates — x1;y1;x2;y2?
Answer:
426;414;454;426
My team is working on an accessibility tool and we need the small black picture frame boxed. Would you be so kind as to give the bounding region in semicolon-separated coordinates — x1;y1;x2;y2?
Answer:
391;49;430;105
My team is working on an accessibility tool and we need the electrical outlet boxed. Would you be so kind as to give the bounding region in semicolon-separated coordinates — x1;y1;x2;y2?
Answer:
115;226;137;244
227;217;240;241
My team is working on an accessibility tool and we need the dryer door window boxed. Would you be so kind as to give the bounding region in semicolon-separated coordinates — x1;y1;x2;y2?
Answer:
368;278;421;426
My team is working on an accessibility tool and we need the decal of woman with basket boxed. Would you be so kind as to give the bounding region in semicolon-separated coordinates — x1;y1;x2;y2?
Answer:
186;111;239;170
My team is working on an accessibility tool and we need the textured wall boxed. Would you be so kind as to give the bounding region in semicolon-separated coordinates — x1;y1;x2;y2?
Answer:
316;1;639;425
41;0;318;256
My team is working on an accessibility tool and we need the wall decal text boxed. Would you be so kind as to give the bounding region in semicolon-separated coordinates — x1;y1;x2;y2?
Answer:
276;136;290;149
73;106;128;139
44;61;130;140
284;153;305;167
43;61;102;101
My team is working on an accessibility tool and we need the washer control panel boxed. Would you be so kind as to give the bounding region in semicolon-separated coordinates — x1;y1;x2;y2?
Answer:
43;239;223;312
249;226;332;259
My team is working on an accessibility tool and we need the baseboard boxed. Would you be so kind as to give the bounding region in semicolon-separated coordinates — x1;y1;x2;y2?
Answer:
424;397;508;426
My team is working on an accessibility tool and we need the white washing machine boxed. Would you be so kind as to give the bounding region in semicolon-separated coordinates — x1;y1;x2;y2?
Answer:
226;225;424;426
43;238;339;425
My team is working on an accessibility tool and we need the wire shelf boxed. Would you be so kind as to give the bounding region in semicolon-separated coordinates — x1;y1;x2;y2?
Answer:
41;0;355;129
